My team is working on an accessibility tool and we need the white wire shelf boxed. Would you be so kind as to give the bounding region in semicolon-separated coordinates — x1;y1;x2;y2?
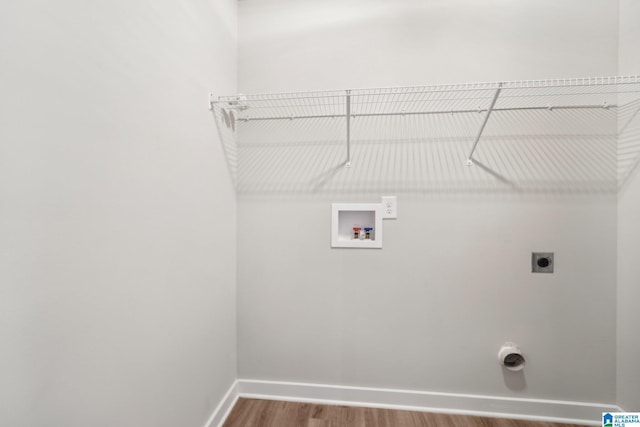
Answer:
210;76;640;194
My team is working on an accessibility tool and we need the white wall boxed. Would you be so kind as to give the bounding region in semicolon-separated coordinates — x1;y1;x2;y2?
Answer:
239;0;616;92
0;1;237;427
237;0;620;404
617;0;640;411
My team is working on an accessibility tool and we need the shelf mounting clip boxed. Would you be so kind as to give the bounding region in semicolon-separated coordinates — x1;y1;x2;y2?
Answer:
208;93;217;111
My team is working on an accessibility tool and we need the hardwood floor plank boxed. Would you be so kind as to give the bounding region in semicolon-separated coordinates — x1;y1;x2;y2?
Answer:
222;398;586;427
307;419;335;427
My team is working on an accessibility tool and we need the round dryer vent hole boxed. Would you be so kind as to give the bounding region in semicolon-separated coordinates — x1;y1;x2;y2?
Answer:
498;342;526;371
503;353;525;369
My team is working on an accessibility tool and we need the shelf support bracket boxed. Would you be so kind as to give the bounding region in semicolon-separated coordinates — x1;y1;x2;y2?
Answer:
466;83;502;166
346;90;352;167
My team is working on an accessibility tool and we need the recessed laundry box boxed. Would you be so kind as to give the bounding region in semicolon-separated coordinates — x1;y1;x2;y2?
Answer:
331;203;383;248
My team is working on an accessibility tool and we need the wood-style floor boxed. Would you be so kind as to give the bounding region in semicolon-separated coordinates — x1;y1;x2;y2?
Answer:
223;398;585;427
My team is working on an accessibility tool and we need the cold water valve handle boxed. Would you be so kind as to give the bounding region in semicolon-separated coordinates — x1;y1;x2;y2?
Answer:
364;227;373;240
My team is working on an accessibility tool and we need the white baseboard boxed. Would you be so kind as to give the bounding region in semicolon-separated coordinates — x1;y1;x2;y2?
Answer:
204;380;239;427
235;379;622;426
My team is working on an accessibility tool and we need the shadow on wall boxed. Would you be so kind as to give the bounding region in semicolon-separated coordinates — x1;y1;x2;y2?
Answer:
211;83;640;196
502;368;527;392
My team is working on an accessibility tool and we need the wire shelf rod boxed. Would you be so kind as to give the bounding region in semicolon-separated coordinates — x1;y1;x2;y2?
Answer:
235;103;617;122
220;87;636;107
